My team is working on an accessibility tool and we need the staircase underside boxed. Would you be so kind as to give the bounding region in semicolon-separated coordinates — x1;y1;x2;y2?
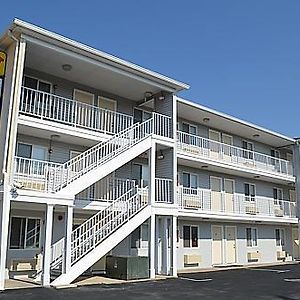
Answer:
57;137;152;196
51;205;151;287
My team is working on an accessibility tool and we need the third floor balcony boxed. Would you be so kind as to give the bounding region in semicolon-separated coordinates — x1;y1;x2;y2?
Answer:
177;131;294;181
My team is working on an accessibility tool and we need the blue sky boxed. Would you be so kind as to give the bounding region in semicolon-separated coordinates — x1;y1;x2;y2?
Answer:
1;1;299;137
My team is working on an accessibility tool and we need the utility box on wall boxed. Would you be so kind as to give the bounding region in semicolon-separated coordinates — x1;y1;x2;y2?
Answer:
106;256;149;280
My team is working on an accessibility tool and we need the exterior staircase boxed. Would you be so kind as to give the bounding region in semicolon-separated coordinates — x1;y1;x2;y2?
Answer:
48;113;171;196
50;184;150;286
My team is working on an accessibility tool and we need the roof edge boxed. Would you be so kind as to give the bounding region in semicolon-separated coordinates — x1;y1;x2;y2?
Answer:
177;96;295;144
11;18;190;91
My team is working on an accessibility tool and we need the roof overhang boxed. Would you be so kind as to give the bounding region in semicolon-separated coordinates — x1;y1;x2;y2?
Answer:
177;97;295;149
0;19;189;100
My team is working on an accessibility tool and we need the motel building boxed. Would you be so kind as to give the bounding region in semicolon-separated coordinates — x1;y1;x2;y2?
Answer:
0;19;299;290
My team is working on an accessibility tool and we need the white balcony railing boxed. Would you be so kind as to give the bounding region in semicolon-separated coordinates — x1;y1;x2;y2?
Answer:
155;178;173;203
76;177;136;202
177;186;296;218
19;86;133;135
177;131;293;177
13;157;63;192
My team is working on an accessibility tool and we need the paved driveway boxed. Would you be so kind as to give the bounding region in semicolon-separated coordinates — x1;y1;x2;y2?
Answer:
1;264;300;300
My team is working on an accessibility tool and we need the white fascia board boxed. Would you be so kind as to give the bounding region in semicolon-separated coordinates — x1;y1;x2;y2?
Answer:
9;19;190;92
177;96;295;144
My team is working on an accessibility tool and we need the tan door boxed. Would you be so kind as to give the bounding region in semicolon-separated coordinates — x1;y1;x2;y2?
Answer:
212;225;223;265
292;228;299;259
224;179;234;213
209;130;221;160
225;226;236;264
222;134;233;162
210;177;222;212
98;96;117;132
73;89;95;127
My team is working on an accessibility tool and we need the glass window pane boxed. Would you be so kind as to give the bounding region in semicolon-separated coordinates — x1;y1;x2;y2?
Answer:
32;146;47;161
10;217;23;249
38;81;51;93
17;143;32;158
246;228;252;247
131;227;140;248
191;175;197;189
182;123;189;133
189;126;197;135
252;229;257;246
24;77;38;89
183;226;190;247
191;227;198;247
182;173;190;188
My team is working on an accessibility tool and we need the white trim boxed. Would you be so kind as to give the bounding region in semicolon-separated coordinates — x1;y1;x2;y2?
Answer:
7;19;189;91
176;96;295;144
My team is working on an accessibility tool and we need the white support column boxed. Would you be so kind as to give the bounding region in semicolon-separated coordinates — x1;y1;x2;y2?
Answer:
149;141;156;205
171;215;177;277
149;214;156;279
0;181;11;290
62;205;73;274
162;217;169;275
42;204;54;286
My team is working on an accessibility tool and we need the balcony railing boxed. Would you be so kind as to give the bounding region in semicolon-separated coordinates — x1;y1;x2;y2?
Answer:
19;86;133;135
177;131;293;177
76;177;136;202
13;156;63;192
177;186;296;218
155;178;173;203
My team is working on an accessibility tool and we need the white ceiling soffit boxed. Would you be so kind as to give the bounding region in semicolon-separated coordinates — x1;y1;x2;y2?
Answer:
177;97;295;148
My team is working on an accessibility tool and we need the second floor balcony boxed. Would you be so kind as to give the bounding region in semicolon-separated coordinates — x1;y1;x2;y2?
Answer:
178;186;296;220
177;131;294;180
19;86;134;135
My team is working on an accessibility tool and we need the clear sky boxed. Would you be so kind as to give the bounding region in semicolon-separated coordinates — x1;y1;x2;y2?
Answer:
1;0;299;137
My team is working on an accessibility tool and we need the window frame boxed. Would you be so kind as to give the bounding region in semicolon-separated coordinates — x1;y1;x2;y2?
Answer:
23;75;52;94
246;227;258;248
183;225;199;248
275;228;285;247
182;172;198;189
9;216;42;250
244;182;256;202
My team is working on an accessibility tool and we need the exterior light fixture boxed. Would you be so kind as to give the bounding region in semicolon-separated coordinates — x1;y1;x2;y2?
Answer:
253;134;260;138
201;165;208;169
62;64;72;71
203;117;210;123
254;175;260;179
157;150;164;160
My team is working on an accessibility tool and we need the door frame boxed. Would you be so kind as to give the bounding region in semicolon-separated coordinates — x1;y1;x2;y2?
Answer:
211;225;224;265
224;225;237;265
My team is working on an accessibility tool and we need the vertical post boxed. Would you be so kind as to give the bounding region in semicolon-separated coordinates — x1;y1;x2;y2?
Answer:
62;205;73;274
0;180;11;290
42;204;54;286
162;217;169;275
149;214;156;279
293;140;300;258
149;141;156;205
171;215;177;277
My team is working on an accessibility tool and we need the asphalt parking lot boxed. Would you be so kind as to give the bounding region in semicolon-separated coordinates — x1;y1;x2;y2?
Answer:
2;263;300;300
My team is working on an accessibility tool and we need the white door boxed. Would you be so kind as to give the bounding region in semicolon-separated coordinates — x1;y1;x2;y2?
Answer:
212;225;223;265
292;228;299;259
156;218;163;274
209;130;221;160
210;177;222;212
98;96;117;132
225;226;236;264
224;179;234;213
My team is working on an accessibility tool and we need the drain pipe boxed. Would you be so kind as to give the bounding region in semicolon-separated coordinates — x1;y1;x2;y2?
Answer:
293;139;300;259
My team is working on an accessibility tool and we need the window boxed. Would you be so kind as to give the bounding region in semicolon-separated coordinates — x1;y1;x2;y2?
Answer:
244;183;255;202
133;108;152;123
24;76;51;93
17;143;47;161
242;141;254;159
275;229;285;247
182;123;197;135
9;217;41;249
273;188;283;206
131;223;149;249
183;225;198;248
246;228;257;247
182;172;197;189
